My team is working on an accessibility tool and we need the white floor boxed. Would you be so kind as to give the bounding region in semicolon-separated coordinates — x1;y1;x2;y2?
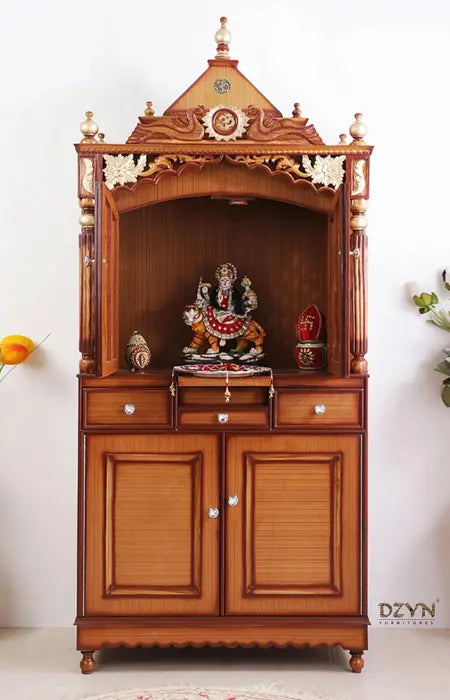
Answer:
0;627;448;700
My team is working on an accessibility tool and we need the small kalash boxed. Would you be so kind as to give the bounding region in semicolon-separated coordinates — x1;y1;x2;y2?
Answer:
182;262;266;363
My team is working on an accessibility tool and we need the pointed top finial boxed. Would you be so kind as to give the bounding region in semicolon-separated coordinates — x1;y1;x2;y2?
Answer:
215;16;231;58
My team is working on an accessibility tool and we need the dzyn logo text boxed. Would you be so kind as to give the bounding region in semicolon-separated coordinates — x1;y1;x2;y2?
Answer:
378;601;438;625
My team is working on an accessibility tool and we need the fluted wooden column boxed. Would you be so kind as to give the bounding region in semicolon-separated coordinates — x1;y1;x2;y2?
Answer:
79;204;95;374
349;197;368;374
347;114;370;375
78;112;99;373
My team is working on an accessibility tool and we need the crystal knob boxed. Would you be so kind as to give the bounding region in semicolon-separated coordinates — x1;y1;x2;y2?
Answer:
124;403;136;415
208;507;220;519
314;403;326;415
227;495;239;507
217;412;229;424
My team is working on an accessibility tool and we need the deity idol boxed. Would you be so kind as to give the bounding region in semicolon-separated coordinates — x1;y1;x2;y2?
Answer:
182;262;265;361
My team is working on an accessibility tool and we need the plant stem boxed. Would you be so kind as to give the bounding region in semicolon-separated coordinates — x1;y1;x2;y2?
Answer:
429;306;450;331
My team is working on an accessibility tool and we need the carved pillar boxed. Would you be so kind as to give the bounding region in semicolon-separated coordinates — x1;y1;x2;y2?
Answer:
348;113;369;375
349;197;368;374
79;199;96;373
78;112;99;373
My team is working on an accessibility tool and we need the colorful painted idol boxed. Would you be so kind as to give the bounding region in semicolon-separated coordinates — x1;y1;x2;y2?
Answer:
182;262;266;362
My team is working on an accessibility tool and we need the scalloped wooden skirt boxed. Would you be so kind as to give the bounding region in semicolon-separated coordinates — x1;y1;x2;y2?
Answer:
76;616;368;650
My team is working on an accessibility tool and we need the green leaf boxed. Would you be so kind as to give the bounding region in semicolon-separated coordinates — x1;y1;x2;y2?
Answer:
445;281;450;291
431;292;439;304
435;361;450;376
442;385;450;407
419;307;431;314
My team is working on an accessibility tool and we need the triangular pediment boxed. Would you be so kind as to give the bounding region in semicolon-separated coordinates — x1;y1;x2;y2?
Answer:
126;18;323;146
164;59;281;115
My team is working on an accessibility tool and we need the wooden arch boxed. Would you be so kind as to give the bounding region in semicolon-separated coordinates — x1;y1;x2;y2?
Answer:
112;160;339;215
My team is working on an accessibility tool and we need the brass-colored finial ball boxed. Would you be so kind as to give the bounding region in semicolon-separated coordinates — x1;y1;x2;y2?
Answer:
349;113;367;142
144;101;155;117
80;111;99;138
292;103;302;118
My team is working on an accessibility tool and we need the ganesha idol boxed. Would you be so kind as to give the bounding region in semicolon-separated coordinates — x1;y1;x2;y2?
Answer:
182;262;266;363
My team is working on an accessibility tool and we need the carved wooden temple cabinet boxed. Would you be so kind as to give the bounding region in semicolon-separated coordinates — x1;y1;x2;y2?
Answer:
75;18;371;674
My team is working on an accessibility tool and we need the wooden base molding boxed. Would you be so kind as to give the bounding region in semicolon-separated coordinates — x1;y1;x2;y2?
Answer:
76;617;368;652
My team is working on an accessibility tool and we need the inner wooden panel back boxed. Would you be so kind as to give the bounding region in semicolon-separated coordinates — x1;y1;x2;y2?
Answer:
119;197;327;369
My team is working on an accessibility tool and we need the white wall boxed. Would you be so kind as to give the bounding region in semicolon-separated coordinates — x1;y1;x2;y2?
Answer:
1;0;449;627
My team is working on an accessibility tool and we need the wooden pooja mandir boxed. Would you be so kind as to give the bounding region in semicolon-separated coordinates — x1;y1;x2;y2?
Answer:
75;18;372;674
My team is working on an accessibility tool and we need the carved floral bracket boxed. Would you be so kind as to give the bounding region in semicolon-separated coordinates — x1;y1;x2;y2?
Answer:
102;152;346;192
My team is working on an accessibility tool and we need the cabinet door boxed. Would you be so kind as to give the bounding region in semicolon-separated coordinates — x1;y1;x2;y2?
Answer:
84;434;220;615
95;183;119;377
225;434;360;615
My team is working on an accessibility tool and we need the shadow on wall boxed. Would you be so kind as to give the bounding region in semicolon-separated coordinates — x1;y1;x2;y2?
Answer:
0;493;16;626
369;346;450;627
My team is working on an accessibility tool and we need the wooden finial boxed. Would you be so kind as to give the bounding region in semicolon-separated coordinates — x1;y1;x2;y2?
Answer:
144;101;155;117
339;133;347;145
292;103;302;118
349;113;367;143
215;16;231;58
80;111;99;143
98;133;105;143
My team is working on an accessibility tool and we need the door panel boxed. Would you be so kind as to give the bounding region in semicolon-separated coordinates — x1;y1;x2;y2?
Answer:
225;434;360;615
96;183;119;377
85;434;220;615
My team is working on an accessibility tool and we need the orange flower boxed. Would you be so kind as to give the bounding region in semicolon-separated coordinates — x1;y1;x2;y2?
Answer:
0;335;35;365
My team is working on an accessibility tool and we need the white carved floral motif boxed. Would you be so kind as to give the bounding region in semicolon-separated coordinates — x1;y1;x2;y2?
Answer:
352;159;366;196
103;153;147;190
301;155;345;189
81;157;94;195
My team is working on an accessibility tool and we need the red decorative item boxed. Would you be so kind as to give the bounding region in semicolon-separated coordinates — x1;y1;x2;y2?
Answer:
295;342;327;371
295;305;327;370
296;304;325;341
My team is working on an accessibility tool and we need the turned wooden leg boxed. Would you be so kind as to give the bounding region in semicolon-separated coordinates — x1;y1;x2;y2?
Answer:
349;650;364;673
80;650;97;674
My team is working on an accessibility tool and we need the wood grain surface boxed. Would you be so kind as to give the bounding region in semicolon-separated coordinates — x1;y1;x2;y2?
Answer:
225;433;361;615
274;389;363;429
83;388;171;428
84;434;220;616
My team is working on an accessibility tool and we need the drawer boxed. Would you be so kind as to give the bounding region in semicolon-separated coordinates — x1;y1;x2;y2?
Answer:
274;389;363;429
83;388;171;429
178;406;268;430
179;386;267;406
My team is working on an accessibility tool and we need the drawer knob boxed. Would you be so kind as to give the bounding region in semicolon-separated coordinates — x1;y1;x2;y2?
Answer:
208;506;220;519
217;412;229;424
227;495;239;507
314;403;326;415
124;403;136;415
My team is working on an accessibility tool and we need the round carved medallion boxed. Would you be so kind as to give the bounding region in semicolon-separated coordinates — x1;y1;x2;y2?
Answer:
212;108;238;136
202;105;249;141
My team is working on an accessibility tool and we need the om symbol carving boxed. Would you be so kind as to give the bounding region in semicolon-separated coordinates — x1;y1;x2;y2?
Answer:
214;78;231;94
